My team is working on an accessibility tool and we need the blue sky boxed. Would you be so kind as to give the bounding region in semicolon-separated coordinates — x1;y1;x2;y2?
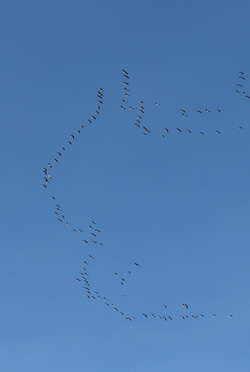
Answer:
1;0;250;371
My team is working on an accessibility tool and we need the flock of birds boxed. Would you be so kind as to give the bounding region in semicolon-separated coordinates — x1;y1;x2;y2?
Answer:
120;69;245;138
75;260;143;321
42;69;238;322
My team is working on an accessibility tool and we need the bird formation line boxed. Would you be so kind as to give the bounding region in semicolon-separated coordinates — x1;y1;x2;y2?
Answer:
121;69;151;135
179;107;222;117
236;71;250;99
42;88;104;189
160;127;228;138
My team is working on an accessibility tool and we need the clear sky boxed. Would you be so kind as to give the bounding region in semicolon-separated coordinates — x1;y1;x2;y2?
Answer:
1;0;250;371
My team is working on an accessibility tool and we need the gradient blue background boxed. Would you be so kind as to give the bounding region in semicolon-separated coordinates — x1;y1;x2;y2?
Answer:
1;0;250;371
